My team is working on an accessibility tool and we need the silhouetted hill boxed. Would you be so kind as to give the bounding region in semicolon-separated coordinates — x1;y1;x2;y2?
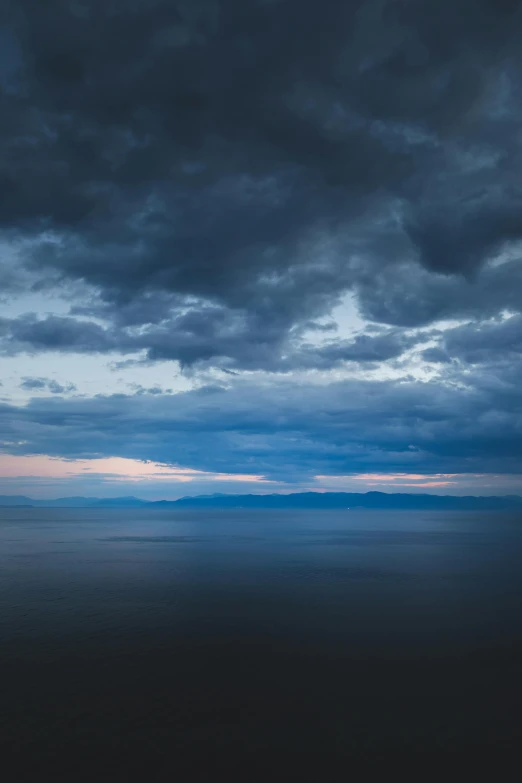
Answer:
164;491;522;511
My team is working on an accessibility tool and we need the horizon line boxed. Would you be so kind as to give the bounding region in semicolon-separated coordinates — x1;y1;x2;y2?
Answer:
2;489;522;503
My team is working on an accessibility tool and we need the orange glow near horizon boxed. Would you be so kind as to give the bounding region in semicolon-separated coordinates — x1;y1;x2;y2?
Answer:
315;473;460;488
351;473;458;482
0;456;512;493
0;454;269;485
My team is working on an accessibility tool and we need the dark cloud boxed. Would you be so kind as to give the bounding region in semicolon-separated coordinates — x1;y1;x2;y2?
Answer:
1;314;119;354
0;311;416;370
1;1;522;485
20;377;47;390
421;347;451;365
47;379;78;394
353;257;522;327
128;383;172;395
437;314;522;365
1;0;521;368
20;376;77;394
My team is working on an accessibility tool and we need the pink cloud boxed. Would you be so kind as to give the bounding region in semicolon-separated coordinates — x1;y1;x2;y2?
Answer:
0;453;269;485
315;472;458;486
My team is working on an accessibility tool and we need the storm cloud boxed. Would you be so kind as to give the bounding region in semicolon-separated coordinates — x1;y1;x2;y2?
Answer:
1;1;522;485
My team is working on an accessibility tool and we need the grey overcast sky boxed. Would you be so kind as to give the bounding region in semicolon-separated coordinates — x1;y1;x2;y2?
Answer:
1;0;522;498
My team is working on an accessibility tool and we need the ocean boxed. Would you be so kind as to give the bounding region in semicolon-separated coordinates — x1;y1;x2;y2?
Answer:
1;507;522;779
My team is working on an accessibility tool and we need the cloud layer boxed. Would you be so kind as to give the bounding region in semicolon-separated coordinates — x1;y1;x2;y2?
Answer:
2;363;522;481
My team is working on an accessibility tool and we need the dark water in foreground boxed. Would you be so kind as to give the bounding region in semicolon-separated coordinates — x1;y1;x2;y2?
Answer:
2;508;522;780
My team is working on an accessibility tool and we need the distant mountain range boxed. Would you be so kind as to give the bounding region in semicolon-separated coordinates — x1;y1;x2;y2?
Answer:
0;495;149;508
2;492;522;510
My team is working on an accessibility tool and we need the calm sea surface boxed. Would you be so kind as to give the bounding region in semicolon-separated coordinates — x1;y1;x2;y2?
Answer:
1;508;522;779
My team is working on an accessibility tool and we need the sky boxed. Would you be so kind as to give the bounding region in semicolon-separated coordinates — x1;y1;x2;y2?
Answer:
1;0;522;499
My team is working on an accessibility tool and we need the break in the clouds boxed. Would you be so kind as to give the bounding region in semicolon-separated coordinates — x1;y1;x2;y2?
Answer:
1;0;522;494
